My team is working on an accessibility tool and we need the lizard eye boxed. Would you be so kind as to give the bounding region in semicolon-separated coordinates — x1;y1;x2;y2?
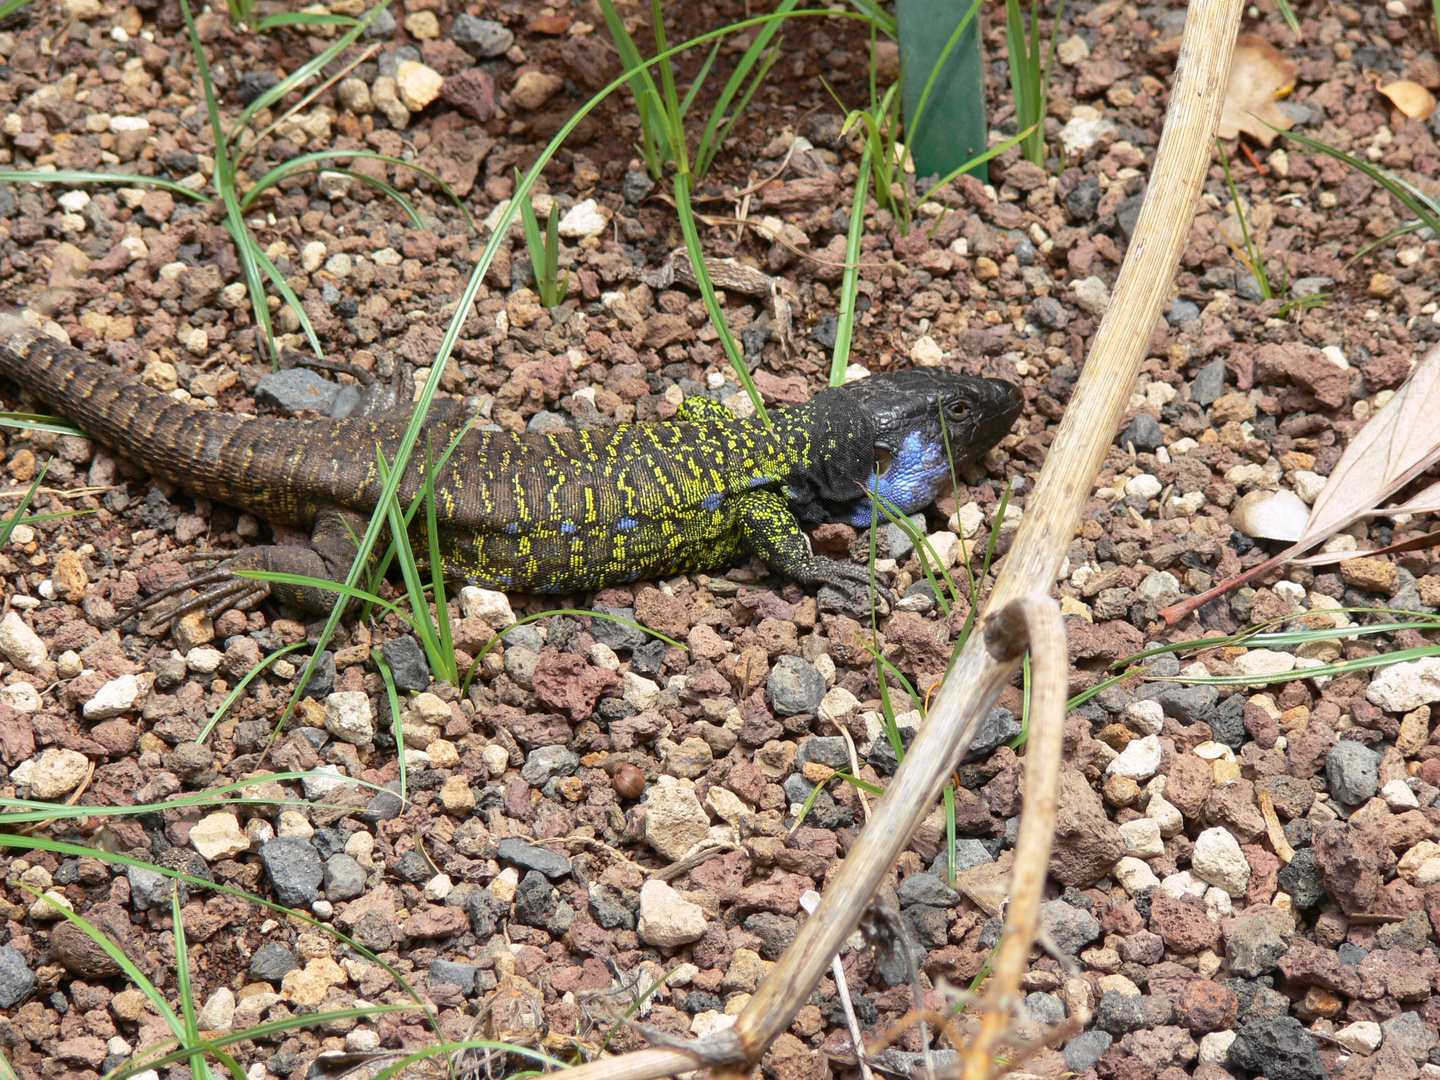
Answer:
875;448;893;476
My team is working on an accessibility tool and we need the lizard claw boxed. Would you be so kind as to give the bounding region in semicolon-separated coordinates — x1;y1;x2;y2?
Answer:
113;555;273;633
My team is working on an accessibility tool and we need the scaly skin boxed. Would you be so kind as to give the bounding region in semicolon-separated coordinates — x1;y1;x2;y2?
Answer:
0;312;1022;616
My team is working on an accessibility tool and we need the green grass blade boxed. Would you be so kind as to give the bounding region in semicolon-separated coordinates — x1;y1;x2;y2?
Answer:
1277;124;1440;235
0;456;49;549
373;452;444;666
696;39;784;180
694;0;798;177
371;648;408;800
245;231;325;357
1274;0;1300;36
196;641;306;743
678;38;722;119
255;11;359;29
29;891;185;1040
0;169;210;202
0;411;84;436
242;150;474;228
597;0;671;173
1162;643;1440;687
423;442;457;681
828;144;873;386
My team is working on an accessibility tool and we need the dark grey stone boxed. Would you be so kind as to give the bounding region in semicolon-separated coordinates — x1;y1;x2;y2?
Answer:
1228;1017;1325;1080
896;873;959;908
899;904;949;948
622;169;656;205
520;746;580;787
323;853;366;901
1027;992;1066;1026
259;837;324;907
249;941;299;983
1041;900;1101;955
496;837;572;880
1119;413;1162;452
1064;176;1100;221
963;707;1022;762
360;780;404;824
1028;296;1069;331
451;14;513;56
1276;849;1327;909
459;886;504;938
1226;917;1287;978
1326;740;1380;806
630;639;668;677
1065;1030;1112;1072
743;911;798;960
1092;990;1146;1034
1382;1010;1438;1061
376;46;421;80
1212;693;1247;749
588;883;635;929
255;369;340;416
591;606;646;651
782;773;816;805
1158;684;1218;724
1166;299;1201;327
380;635;430;692
0;946;34;1008
395;851;432;884
1377;910;1431;952
127;864;176;911
1116;191;1144;239
513;870;557;926
796;736;849;770
302;650;335;697
767;655;826;716
428;959;478;994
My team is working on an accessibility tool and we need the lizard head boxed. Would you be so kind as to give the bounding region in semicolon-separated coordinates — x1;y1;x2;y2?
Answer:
840;369;1022;526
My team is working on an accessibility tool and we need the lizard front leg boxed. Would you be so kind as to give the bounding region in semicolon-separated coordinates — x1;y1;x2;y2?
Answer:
733;490;893;615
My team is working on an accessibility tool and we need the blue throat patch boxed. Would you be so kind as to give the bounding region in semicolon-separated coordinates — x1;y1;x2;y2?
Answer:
846;430;950;526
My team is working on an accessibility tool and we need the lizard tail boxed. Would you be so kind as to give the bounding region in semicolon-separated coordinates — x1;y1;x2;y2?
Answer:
0;311;253;487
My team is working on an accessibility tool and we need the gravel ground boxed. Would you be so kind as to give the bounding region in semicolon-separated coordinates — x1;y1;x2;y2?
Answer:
1;2;1439;1080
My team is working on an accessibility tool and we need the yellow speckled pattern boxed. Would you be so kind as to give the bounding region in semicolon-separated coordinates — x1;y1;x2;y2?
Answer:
0;317;1017;603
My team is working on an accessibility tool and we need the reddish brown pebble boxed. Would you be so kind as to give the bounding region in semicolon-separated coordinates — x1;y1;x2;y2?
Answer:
613;763;646;799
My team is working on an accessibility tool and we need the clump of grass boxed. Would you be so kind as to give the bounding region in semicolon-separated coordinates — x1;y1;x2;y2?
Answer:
516;179;571;310
1005;0;1067;168
1215;139;1328;316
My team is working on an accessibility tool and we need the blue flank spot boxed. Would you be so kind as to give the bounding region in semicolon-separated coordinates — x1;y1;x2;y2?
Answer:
747;475;770;488
504;522;520;534
618;516;639;532
496;574;512;587
560;521;577;534
701;492;725;512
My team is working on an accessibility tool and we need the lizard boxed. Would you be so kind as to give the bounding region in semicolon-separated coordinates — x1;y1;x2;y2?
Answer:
0;310;1022;624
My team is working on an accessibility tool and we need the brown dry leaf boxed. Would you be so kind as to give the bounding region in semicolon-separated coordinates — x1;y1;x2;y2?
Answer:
1217;34;1299;146
1379;79;1438;121
1161;341;1440;621
1287;340;1440;561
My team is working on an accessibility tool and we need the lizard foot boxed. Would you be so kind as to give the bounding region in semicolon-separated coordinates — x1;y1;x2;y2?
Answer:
115;552;273;633
811;561;895;619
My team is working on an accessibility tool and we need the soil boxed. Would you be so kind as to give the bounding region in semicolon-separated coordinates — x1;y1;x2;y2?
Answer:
0;2;1439;1080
